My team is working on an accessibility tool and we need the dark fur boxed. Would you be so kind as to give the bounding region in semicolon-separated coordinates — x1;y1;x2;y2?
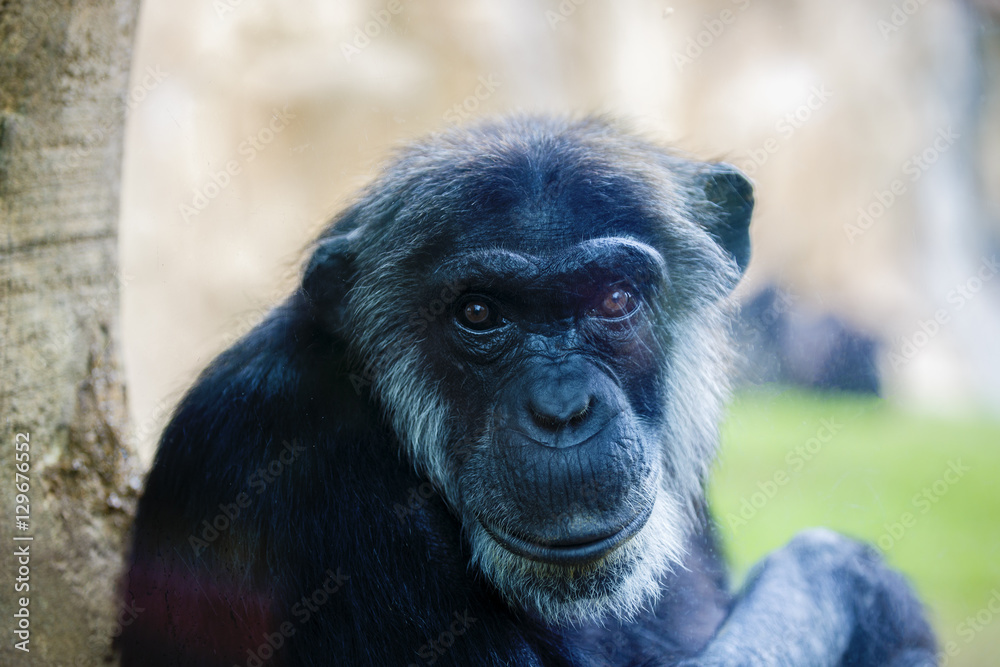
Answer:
119;117;936;666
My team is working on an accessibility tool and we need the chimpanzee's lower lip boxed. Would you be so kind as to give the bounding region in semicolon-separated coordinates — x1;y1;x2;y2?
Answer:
479;504;653;566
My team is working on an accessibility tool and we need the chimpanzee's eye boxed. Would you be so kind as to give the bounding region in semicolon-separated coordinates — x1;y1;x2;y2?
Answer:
456;297;503;331
592;287;638;319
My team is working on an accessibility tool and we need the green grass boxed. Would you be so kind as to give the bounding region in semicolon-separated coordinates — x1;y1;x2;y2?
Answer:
709;388;1000;666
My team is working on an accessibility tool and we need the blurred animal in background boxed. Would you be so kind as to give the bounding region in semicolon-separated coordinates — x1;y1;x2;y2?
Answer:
735;286;882;394
119;117;935;666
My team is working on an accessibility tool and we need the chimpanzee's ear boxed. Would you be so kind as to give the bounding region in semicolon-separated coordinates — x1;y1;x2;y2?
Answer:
694;163;754;275
301;224;362;333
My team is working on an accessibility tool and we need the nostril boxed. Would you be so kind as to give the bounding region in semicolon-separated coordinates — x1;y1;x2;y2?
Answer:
530;410;561;431
529;396;593;431
567;398;591;426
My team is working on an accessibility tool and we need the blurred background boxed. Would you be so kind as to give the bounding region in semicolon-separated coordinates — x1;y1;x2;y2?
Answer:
118;0;1000;664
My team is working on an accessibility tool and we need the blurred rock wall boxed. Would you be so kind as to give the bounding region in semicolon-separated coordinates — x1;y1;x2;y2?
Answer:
120;0;1000;461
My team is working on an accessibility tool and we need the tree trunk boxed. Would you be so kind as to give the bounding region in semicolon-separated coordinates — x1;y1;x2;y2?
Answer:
0;1;142;664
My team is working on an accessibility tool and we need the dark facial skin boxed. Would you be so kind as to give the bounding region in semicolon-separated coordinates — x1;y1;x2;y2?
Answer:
415;222;671;564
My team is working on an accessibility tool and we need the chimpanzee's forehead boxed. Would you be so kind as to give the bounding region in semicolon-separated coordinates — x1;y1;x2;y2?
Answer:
417;139;668;254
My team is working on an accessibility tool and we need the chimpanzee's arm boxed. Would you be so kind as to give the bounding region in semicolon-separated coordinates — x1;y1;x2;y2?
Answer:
678;529;937;667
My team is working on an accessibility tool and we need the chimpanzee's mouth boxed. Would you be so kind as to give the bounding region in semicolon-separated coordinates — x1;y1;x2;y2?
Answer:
479;504;654;566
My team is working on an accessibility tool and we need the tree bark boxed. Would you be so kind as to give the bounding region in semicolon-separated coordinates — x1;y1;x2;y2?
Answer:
0;1;142;664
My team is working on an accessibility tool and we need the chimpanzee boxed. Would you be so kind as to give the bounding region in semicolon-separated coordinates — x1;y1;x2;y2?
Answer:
119;116;936;666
